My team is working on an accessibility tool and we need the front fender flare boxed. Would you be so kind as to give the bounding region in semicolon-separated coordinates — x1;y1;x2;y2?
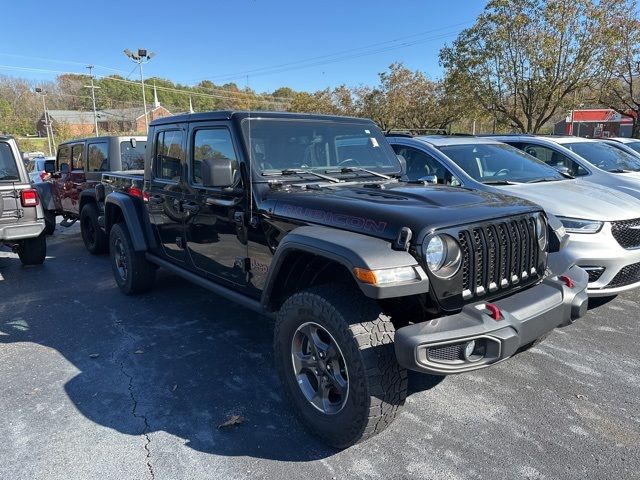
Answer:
261;225;429;308
104;192;148;251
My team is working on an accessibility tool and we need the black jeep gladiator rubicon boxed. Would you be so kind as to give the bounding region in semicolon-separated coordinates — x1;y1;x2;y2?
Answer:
99;111;588;448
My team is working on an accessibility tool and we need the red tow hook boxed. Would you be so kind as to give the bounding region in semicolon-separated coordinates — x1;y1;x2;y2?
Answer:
485;303;502;321
559;275;574;289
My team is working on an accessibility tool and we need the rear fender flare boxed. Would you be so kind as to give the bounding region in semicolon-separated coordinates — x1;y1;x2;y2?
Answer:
104;192;148;251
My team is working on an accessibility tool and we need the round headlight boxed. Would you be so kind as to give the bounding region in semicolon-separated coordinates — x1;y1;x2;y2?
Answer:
425;234;462;279
426;235;446;271
535;215;548;251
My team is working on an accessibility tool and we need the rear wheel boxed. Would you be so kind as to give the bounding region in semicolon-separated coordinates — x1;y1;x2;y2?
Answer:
18;233;46;265
274;285;407;448
81;203;108;254
43;210;56;235
109;222;155;294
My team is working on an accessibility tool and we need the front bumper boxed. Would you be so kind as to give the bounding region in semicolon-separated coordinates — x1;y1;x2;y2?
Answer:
394;265;588;375
563;223;640;296
0;220;45;241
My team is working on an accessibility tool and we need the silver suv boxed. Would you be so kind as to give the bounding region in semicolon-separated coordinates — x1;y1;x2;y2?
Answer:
387;135;640;297
0;136;46;265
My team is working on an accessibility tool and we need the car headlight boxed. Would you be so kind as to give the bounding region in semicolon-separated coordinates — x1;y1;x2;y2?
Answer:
425;234;462;279
535;215;548;251
556;217;603;234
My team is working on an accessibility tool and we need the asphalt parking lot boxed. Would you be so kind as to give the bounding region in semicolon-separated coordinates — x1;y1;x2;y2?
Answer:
1;224;639;480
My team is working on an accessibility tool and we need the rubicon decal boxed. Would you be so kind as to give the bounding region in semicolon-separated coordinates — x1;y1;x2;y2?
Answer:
281;204;387;234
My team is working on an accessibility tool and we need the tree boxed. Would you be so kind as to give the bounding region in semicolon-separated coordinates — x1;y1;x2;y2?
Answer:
599;0;640;138
440;0;622;133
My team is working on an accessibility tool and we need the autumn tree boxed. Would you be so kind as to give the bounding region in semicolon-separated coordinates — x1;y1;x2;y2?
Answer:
440;0;622;133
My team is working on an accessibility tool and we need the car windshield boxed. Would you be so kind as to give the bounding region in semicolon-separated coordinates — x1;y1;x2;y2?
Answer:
241;119;401;178
120;140;146;170
563;141;640;172
438;142;564;184
0;142;20;181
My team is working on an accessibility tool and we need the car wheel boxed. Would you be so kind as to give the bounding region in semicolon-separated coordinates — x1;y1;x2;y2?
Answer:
18;233;46;266
44;210;56;235
81;203;107;254
109;222;155;295
274;284;407;448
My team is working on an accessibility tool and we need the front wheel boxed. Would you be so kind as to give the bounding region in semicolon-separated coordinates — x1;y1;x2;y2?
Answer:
274;285;407;448
18;233;46;265
109;223;155;295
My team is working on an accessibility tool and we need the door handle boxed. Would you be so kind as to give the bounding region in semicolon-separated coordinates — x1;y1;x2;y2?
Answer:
148;195;163;204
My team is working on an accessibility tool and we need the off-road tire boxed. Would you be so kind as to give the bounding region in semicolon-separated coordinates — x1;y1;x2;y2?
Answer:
81;203;108;254
44;210;56;235
274;284;407;448
109;222;155;295
18;232;46;265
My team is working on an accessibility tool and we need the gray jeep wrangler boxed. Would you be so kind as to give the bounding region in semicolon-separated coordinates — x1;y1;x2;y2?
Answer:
0;136;46;265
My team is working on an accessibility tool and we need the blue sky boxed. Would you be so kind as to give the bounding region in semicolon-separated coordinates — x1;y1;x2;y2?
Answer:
0;0;486;93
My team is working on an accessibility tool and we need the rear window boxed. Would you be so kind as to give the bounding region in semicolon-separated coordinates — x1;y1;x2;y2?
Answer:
0;142;20;181
120;140;146;170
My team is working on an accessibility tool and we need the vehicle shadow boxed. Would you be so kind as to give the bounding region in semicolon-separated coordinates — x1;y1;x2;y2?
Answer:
0;241;442;462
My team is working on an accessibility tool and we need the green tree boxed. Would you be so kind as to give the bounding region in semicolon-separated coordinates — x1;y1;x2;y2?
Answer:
440;0;622;133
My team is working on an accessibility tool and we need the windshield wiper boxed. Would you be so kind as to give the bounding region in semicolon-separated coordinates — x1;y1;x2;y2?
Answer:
324;166;391;180
481;179;520;185
608;168;633;173
526;177;562;183
262;169;341;183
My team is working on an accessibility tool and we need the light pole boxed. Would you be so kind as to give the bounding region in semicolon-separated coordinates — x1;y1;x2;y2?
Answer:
124;48;155;132
85;65;100;136
35;87;52;156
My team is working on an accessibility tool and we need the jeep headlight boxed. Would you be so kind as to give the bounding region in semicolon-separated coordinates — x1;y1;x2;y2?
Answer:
556;217;603;234
425;234;462;279
535;215;548;251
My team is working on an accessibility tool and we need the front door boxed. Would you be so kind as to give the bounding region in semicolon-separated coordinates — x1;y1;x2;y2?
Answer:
147;127;188;263
184;123;248;286
61;142;87;216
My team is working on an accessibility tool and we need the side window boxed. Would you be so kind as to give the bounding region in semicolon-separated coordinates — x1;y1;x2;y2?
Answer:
88;143;109;172
71;144;85;171
154;130;184;181
392;145;457;185
57;145;71;172
26;161;34;173
192;128;238;185
519;143;589;177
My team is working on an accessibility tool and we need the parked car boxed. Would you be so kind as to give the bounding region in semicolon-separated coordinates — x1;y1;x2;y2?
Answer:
387;134;640;297
607;136;640;154
98;111;587;448
0;135;47;265
25;156;55;184
598;138;640;158
34;135;146;243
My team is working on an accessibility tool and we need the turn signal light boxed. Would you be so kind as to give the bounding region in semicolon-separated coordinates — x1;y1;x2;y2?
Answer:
20;189;39;207
353;266;418;285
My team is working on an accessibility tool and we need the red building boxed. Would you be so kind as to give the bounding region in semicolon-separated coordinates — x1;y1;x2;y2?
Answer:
554;109;634;137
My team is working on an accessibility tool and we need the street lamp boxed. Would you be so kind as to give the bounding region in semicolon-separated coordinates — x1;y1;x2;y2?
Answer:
35;87;53;156
124;48;156;132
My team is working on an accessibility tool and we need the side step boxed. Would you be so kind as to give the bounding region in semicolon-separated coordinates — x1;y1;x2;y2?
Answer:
60;218;78;228
145;253;272;319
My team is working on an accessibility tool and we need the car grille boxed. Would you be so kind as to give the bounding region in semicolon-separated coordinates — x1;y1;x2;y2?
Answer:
606;262;640;289
458;216;541;300
611;218;640;249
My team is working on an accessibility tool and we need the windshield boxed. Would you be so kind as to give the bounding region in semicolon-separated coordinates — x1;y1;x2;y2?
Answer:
0;142;20;181
438;143;564;184
563;141;640;172
241;119;401;178
120;140;147;170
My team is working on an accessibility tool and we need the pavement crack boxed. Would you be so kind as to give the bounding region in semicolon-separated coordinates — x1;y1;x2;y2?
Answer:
109;309;155;480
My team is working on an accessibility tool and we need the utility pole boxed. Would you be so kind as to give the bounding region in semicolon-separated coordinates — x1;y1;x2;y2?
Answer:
35;87;52;156
124;48;156;132
85;65;100;136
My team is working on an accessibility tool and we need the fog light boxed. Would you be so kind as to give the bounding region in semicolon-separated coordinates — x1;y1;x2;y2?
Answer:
464;340;476;360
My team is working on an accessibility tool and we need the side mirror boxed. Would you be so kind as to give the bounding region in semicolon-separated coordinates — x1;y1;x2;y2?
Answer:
396;154;407;176
60;163;70;174
553;165;570;175
202;157;237;188
419;175;439;184
130;138;137;148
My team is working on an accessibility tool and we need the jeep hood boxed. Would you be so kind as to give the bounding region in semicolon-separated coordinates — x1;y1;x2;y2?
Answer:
264;182;541;241
496;179;640;222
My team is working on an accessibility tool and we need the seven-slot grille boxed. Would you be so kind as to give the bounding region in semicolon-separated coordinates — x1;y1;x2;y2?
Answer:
611;218;640;249
458;216;540;300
